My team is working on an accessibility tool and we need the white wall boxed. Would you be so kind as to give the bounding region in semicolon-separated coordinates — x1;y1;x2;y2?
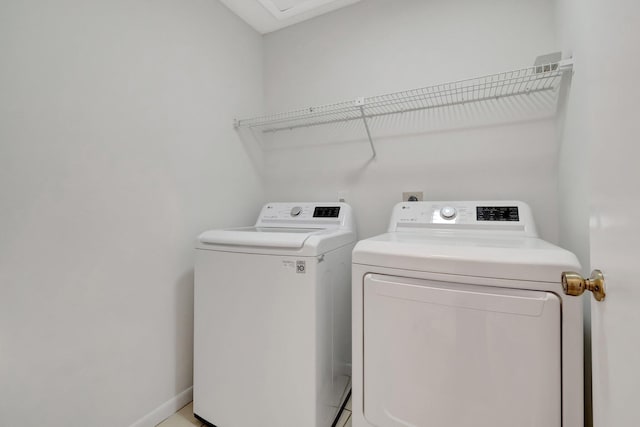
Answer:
262;0;561;240
555;0;590;273
0;1;263;426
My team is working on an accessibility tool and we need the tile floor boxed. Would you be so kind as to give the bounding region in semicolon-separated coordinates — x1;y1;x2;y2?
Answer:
157;402;203;427
157;388;352;427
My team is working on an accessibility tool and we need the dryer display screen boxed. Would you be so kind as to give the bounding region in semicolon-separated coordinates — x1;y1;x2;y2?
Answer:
313;206;341;218
476;206;519;221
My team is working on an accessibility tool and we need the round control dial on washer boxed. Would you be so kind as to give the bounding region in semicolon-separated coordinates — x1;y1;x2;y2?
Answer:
440;206;457;219
290;206;302;217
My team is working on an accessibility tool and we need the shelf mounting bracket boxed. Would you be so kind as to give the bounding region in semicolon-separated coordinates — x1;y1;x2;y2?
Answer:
355;98;376;158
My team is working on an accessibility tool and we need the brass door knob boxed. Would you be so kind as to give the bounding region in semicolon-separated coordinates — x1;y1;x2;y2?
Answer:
561;270;606;301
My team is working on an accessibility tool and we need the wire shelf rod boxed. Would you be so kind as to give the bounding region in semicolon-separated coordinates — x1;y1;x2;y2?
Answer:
236;65;566;129
261;84;558;133
234;60;574;160
251;76;561;131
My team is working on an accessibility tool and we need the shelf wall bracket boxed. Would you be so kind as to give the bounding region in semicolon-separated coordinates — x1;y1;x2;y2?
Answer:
356;97;377;159
557;57;575;72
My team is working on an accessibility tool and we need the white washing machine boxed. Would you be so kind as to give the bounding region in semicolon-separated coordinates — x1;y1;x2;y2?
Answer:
352;201;583;427
194;202;356;427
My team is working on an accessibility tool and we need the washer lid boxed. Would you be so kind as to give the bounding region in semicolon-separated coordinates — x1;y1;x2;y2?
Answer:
198;226;323;249
352;231;581;283
197;227;356;256
196;202;356;256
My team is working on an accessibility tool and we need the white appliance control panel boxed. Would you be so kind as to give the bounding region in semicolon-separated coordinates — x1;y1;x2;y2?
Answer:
255;202;354;229
388;201;537;236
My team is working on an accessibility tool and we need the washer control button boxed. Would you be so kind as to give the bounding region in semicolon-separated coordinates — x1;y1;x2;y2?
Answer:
290;206;302;217
440;206;457;219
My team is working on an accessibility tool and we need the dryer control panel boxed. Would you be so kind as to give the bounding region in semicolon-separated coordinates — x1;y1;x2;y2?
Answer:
389;201;537;236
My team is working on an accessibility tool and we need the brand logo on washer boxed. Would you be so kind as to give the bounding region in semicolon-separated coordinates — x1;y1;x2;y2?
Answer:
296;260;306;274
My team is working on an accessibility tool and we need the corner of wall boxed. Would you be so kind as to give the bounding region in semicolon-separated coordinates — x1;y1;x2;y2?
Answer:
129;388;193;427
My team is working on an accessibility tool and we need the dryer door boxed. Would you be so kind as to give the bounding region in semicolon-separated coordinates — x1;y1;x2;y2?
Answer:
363;274;561;427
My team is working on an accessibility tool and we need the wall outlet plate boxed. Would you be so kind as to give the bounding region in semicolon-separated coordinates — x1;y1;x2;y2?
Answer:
338;190;349;203
402;191;423;202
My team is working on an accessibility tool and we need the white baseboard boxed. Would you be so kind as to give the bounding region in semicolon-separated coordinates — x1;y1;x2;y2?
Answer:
129;386;193;427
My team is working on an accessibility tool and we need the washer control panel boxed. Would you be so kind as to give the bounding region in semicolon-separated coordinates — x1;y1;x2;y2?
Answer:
255;202;354;230
313;206;341;218
389;201;536;236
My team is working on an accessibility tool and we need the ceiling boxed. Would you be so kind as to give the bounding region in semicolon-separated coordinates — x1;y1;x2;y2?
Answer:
218;0;362;34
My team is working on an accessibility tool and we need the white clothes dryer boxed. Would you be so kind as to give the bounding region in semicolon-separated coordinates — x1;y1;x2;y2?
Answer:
194;202;356;427
352;201;583;427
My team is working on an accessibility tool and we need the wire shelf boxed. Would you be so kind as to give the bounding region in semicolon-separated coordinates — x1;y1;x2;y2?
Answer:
236;60;572;132
234;59;573;157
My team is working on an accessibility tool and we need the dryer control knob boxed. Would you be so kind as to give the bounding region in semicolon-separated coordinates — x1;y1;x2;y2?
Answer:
440;206;457;219
290;206;302;217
